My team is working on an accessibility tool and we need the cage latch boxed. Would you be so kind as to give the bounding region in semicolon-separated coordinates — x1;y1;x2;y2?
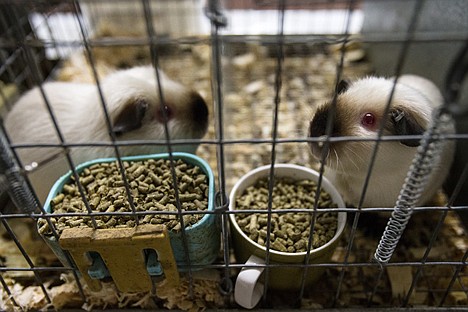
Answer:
59;224;179;292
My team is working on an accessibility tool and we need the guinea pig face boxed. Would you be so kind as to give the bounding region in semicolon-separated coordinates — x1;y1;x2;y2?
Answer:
100;67;209;145
308;77;430;173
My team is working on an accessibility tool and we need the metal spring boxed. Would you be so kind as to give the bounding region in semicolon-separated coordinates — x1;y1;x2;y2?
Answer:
0;128;38;213
373;108;453;264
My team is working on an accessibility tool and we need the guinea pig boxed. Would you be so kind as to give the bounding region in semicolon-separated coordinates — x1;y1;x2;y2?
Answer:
308;75;455;208
3;65;209;204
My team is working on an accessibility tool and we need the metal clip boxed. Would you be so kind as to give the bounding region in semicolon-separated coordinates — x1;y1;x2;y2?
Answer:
215;190;229;213
214;190;229;229
204;0;227;27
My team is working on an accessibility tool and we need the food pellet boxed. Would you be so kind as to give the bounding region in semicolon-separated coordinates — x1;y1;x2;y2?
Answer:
40;158;209;236
235;177;338;253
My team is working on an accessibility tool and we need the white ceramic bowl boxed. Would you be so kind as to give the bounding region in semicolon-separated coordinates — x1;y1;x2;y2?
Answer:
229;164;346;308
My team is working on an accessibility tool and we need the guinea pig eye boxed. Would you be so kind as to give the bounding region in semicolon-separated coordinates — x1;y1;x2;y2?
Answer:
155;104;173;123
361;112;376;129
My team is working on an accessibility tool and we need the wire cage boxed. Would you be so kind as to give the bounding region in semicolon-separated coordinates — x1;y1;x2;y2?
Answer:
0;0;467;310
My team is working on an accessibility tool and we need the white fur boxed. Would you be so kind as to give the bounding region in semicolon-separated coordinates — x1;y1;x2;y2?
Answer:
311;75;455;208
4;66;207;203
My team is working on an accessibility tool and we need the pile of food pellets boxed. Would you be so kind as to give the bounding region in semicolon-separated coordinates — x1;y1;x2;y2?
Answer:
38;158;209;236
234;177;338;253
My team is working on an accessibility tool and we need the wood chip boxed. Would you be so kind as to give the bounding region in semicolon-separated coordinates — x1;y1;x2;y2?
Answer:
447;291;468;305
386;266;413;299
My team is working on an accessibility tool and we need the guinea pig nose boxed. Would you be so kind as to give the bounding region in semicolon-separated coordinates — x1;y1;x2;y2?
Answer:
190;92;209;127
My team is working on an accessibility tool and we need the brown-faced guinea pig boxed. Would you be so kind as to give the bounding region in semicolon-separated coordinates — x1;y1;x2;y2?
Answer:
308;75;455;208
3;65;209;204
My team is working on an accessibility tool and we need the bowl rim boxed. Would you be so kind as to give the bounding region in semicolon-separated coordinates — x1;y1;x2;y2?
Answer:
228;163;347;257
42;152;215;234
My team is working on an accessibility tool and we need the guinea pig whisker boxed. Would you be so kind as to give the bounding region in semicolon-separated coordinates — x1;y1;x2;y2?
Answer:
333;148;341;171
327;147;340;172
344;145;363;170
325;147;333;168
347;149;360;170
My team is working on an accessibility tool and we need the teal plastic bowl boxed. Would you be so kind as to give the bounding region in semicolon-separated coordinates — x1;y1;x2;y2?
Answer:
40;152;219;277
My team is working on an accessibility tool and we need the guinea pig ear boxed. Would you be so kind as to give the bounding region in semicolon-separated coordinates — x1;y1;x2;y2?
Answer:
112;98;148;136
390;107;426;147
335;79;350;94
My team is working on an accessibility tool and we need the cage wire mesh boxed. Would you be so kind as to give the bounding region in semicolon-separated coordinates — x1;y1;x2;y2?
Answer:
0;0;467;310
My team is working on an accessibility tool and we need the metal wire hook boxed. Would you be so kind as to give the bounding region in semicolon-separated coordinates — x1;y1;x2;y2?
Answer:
204;0;227;28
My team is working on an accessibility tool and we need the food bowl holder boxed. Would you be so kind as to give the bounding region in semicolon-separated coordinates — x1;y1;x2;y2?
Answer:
39;152;219;292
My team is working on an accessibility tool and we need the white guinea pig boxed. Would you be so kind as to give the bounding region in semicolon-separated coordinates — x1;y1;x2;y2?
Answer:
4;65;208;203
308;75;455;208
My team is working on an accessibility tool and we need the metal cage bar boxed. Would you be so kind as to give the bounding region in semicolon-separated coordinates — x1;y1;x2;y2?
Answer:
0;0;467;310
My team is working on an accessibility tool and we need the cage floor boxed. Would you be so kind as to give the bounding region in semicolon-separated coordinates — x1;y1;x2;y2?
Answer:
1;42;467;311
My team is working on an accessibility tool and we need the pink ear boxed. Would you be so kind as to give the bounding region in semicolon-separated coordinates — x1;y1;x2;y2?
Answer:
112;98;148;136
